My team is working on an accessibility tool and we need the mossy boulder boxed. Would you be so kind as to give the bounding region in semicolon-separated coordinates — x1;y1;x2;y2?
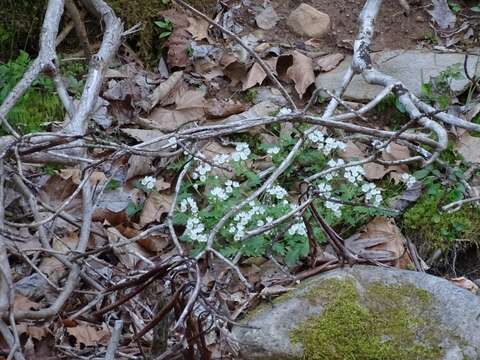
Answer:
232;266;480;359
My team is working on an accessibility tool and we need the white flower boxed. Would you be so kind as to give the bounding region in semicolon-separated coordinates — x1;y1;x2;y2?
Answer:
361;182;382;206
344;165;365;184
401;173;416;189
180;197;198;214
141;176;156;190
266;146;280;155
288;222;307;236
225;180;240;193
267;185;288;200
192;162;212;182
323;137;346;155
265;216;273;224
213;154;229;165
318;183;332;198
256;220;265;227
184;216;207;242
232;142;251;161
325;200;342;217
278;107;293;116
327;159;345;168
307;129;324;144
210;187;229;201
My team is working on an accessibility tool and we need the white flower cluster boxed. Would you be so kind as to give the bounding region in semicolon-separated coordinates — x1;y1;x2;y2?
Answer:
325;200;343;217
362;183;382;206
266;146;280;155
213;153;229;165
210;187;228;201
344;165;365;184
325;158;345;180
232;143;251;161
267;185;288;200
278;107;293;116
225;180;240;193
288;222;307;236
185;217;207;242
192;162;212;182
229;202;267;241
307;130;346;155
179;197;198;214
167;137;177;149
401;173;416;189
318;183;332;198
141;176;156;190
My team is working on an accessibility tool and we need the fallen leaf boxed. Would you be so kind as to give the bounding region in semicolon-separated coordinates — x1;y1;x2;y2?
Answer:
255;5;279;30
148;90;206;131
26;326;49;340
14;294;40;311
339;141;388;180
243;62;268;91
67;324;109;347
206;99;246;119
186;17;211;41
139;191;173;227
107;227;149;268
147;71;184;111
315;53;344;72
161;10;192;68
448;277;479;294
456;133;480;163
286;51;315;98
346;217;413;268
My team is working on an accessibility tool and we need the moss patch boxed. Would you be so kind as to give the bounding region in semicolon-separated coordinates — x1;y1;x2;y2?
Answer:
402;186;480;255
289;279;446;360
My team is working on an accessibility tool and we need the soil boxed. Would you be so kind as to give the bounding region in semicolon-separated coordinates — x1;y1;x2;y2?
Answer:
244;0;431;52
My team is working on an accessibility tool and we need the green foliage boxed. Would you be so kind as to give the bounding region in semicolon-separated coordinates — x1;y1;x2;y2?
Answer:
402;171;480;253
0;51;63;134
448;1;461;13
154;18;174;40
243;88;258;103
290;279;444;360
421;63;464;109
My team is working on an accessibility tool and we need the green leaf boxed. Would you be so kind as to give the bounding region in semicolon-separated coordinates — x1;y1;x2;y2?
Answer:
126;202;143;217
471;5;480;12
159;31;172;39
105;179;121;191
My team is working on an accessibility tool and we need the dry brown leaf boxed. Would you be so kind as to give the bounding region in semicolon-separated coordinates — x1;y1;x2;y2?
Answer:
315;53;345;72
286;51;315;98
448;277;479;294
346;217;413;268
147;71;183;110
67;324;109;347
14;294;40;311
243;62;268;91
456;133;480;163
26;326;48;340
139;191;173;227
148;90;206;131
107;227;149;268
340;141;388;180
206;99;246;119
161;10;191;68
186;17;211;41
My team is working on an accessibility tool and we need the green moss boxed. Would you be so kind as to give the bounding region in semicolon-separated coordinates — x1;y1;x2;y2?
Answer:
402;186;480;254
289;279;445;360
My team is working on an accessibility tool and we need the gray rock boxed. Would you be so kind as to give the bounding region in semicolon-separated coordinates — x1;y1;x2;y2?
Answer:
315;50;480;102
232;266;480;359
287;4;330;38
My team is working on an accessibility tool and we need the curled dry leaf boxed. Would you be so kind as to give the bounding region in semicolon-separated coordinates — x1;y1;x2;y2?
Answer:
147;71;184;111
315;53;345;72
285;51;315;98
139;191;174;227
206;98;246;119
186;16;211;42
242;58;278;91
346;217;413;268
107;226;149;269
14;294;40;311
448;277;479;294
66;323;109;348
340;141;387;180
147;89;206;132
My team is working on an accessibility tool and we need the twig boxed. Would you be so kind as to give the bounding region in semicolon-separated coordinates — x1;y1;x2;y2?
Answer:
104;320;123;360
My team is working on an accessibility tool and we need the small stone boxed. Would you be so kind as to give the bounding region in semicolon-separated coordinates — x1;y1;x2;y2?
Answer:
416;15;425;22
287;3;331;38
